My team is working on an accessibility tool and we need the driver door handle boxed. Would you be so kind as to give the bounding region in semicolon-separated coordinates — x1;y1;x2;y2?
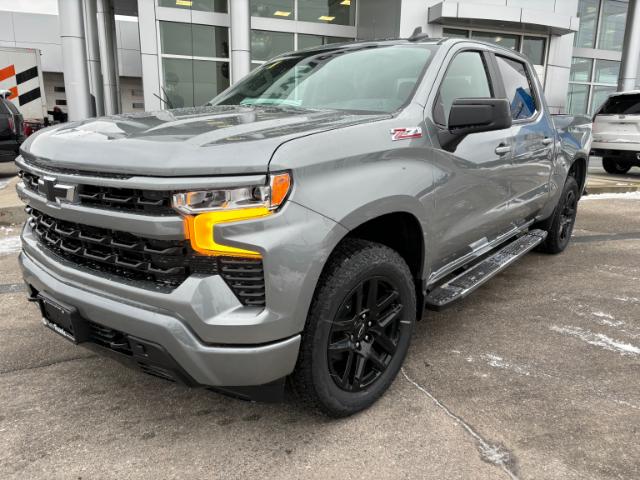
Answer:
542;137;554;145
495;144;511;155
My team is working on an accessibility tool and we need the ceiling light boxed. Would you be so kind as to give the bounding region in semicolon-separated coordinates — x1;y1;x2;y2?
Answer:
273;10;291;16
318;15;335;21
176;0;192;6
341;0;351;5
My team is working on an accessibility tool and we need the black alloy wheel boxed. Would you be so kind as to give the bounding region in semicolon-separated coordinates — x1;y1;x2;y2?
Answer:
537;175;579;254
327;276;405;392
291;238;416;417
558;188;578;243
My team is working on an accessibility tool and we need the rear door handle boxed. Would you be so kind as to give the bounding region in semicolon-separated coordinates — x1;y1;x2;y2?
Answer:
495;144;511;155
542;137;553;145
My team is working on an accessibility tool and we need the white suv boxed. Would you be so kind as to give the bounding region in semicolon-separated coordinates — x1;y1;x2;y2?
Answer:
591;90;640;174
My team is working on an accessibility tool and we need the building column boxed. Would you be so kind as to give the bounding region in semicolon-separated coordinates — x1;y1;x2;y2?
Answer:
137;0;161;111
82;0;104;116
619;0;640;91
58;0;93;121
96;0;120;115
230;0;251;84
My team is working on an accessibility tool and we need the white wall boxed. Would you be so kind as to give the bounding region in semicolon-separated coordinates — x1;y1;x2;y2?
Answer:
0;10;142;76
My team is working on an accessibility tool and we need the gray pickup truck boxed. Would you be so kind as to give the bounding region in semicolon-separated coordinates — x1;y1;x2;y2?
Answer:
16;37;591;417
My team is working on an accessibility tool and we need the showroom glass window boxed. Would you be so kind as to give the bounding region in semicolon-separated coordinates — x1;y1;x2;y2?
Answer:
598;0;627;51
567;57;620;114
251;0;294;19
567;0;628;114
574;0;599;48
251;30;294;62
159;21;230;108
158;0;228;13
298;0;356;26
298;34;349;50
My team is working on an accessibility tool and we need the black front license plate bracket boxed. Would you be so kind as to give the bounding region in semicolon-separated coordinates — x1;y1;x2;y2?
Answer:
38;293;89;344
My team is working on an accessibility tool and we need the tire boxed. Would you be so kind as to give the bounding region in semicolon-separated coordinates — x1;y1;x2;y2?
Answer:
291;238;416;417
537;176;579;254
602;158;631;174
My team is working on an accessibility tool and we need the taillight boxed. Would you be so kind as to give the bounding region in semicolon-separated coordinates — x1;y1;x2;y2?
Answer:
7;116;15;134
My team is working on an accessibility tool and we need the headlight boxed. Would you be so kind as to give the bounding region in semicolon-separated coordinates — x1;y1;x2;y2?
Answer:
172;172;291;257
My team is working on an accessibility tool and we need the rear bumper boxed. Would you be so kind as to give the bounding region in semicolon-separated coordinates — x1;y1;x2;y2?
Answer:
20;249;301;390
591;147;640;164
591;141;640;153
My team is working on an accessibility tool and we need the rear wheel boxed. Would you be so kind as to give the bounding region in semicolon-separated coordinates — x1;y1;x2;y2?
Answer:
602;157;631;174
291;239;416;417
538;176;579;254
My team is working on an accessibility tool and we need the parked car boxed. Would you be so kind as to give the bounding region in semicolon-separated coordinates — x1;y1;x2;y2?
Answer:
591;90;640;174
0;90;24;162
16;37;591;417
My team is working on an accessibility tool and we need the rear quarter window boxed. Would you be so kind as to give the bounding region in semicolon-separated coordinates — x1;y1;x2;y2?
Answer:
597;94;640;115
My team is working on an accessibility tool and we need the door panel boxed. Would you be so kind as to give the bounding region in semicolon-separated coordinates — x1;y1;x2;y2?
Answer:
430;130;513;272
494;55;554;223
428;49;514;274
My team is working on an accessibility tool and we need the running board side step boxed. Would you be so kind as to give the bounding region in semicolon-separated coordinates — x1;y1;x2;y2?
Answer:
425;229;547;311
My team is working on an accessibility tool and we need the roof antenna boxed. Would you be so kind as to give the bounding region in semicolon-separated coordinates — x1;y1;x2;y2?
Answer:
408;26;430;42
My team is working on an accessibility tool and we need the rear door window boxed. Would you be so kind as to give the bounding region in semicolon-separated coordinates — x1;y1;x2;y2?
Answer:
434;51;493;125
597;94;640;114
495;55;537;121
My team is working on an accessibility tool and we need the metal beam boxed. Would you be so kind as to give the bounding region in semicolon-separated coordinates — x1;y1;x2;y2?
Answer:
619;0;640;91
83;0;104;116
97;0;120;115
58;0;93;120
229;0;251;84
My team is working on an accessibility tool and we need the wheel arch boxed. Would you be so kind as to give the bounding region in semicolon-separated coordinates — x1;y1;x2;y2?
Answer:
569;155;588;195
313;202;428;320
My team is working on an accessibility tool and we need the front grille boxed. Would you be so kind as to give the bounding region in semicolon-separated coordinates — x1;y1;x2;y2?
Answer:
20;170;174;216
30;208;194;288
28;208;266;305
218;257;266;307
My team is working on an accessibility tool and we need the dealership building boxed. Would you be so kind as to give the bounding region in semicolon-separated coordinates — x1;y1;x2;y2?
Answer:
0;0;638;120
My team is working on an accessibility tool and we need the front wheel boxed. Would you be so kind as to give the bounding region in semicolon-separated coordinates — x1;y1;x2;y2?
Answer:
291;239;416;417
602;158;631;174
537;176;579;254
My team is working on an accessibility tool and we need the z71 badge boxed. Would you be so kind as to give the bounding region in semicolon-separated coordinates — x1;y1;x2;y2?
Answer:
390;127;423;141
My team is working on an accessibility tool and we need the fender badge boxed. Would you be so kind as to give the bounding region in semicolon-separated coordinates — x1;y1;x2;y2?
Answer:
390;127;422;141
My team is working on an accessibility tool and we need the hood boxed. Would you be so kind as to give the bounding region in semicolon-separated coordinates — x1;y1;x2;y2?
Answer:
21;105;386;176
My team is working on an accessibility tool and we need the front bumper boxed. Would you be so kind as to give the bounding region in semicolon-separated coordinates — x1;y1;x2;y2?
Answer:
19;196;348;394
21;249;300;389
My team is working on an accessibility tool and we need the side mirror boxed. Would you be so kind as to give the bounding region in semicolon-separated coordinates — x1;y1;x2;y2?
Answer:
437;98;512;151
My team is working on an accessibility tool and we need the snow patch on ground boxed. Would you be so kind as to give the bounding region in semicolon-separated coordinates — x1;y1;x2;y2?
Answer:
592;311;625;327
550;325;640;356
0;235;21;255
582;191;640;201
482;354;530;376
614;295;640;304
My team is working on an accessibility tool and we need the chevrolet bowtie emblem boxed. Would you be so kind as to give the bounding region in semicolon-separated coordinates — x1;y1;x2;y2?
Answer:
37;176;78;203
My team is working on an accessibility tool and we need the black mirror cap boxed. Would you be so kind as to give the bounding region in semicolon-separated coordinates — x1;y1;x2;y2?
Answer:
448;98;512;135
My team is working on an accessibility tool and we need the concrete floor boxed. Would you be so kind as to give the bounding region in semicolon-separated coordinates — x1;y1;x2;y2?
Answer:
0;196;638;479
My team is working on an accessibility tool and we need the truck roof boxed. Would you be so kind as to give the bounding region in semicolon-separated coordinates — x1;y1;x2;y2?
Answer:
281;37;532;63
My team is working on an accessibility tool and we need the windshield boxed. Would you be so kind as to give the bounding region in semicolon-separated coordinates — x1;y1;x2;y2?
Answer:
597;93;640;115
210;44;437;113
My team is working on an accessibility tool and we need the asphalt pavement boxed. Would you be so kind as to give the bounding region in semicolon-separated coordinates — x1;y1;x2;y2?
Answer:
0;194;639;479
